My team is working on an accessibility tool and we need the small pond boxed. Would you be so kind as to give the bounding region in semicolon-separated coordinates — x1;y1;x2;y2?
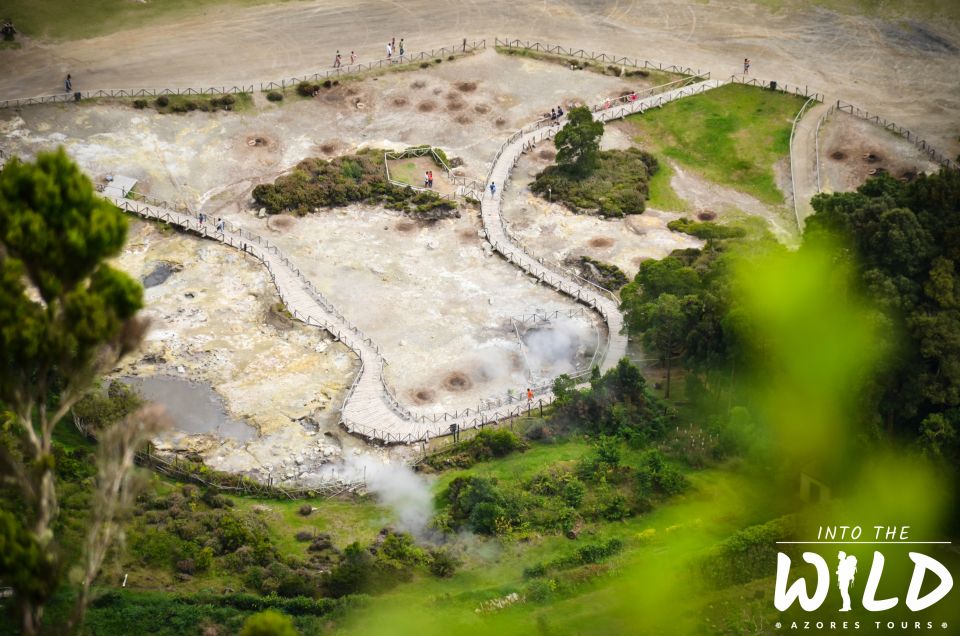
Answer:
122;375;257;441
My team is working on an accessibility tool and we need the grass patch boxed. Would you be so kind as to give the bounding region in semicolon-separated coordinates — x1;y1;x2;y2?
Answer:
0;39;21;50
494;46;679;85
627;83;806;205
531;148;659;217
388;160;423;187
228;496;385;560
666;218;747;240
132;92;252;114
646;160;689;212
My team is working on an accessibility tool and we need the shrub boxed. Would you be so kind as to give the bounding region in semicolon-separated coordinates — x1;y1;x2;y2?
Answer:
420;62;430;68
296;81;317;97
195;547;214;572
298;504;313;517
155;95;170;107
295;530;314;542
434;59;442;64
322;79;333;89
531;147;659;216
239;610;297;636
267;91;284;102
526;578;557;603
176;559;196;575
667;218;747;240
427;548;460;578
133;99;148;109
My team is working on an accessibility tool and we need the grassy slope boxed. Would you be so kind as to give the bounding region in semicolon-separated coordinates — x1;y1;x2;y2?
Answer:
339;464;765;636
2;0;301;40
628;83;807;206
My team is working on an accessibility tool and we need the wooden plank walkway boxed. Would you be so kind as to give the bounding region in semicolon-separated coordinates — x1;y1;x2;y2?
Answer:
105;77;725;444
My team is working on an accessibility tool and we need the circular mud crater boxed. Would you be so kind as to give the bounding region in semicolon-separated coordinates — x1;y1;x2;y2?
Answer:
410;80;426;90
697;210;717;221
830;150;847;161
473;103;491;114
267;215;296;232
588;236;615;248
246;134;272;148
392;97;409;107
410;388;437;404
442;371;473;392
455;81;478;92
395;220;417;233
417;101;436;112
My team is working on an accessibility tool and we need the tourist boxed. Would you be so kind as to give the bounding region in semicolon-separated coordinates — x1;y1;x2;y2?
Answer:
216;218;225;233
550;107;556;121
489;182;496;196
428;170;433;188
424;171;430;188
64;73;72;92
744;58;750;74
557;105;564;117
399;38;405;57
198;212;206;227
386;42;392;59
350;51;356;64
527;387;534;403
334;51;341;68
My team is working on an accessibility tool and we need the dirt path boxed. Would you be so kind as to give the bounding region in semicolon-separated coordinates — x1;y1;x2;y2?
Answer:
1;1;958;157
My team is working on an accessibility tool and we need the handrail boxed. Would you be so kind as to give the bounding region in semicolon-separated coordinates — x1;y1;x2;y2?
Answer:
789;96;818;232
814;103;836;193
0;40;487;110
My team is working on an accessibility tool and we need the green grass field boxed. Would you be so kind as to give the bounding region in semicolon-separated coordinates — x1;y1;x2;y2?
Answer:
628;83;807;206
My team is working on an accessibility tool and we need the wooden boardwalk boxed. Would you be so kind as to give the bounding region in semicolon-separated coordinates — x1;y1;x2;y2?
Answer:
106;77;725;444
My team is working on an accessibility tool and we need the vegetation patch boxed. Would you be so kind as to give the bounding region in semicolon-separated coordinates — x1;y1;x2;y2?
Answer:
494;45;677;84
130;92;252;114
251;149;457;217
666;217;747;240
568;256;629;290
532;147;659;217
420;428;526;471
626;83;806;205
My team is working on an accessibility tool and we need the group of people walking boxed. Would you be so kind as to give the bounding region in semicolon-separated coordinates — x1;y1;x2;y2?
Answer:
332;50;357;68
333;37;405;68
197;212;225;234
386;37;405;61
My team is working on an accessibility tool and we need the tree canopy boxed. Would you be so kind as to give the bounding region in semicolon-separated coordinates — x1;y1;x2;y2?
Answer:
553;106;604;175
0;148;155;634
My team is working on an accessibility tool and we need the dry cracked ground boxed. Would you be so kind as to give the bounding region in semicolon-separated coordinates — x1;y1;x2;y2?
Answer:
1;1;957;483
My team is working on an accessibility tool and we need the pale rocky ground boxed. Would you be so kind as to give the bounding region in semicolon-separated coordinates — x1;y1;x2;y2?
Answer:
818;112;942;194
110;219;404;485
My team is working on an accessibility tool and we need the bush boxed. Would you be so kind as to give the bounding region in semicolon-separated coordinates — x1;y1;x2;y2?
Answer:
420;62;430;68
133;99;148;109
427;548;460;578
239;609;297;636
296;81;317;97
531;147;659;217
155;95;170;107
667;218;747;240
295;530;314;542
298;504;313;517
176;559;196;575
321;79;333;89
267;91;284;102
526;578;557;603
